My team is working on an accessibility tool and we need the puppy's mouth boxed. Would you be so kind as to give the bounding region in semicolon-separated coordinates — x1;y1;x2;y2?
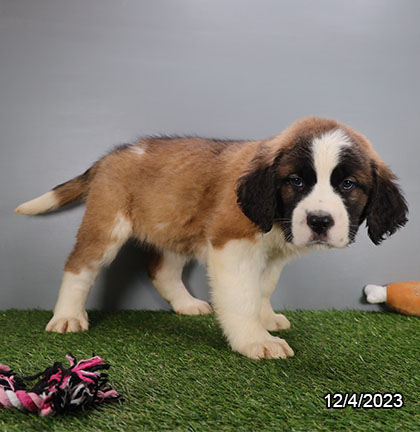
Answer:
308;239;329;245
311;233;328;242
299;233;348;249
307;234;350;249
289;235;332;248
306;238;331;248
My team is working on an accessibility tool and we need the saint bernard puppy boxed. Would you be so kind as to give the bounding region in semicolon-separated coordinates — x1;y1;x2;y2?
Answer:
15;117;408;359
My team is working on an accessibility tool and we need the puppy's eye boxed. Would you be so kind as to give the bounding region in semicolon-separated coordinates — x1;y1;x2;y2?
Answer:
340;178;355;191
288;175;304;189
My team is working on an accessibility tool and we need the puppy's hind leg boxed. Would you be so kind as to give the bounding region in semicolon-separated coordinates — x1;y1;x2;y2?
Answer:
148;249;212;315
46;206;132;333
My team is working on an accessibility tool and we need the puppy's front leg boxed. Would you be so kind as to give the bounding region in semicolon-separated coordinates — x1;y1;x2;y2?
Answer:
207;240;294;360
260;257;291;331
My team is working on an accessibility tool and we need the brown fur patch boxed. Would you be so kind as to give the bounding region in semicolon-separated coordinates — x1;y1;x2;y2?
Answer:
53;166;98;207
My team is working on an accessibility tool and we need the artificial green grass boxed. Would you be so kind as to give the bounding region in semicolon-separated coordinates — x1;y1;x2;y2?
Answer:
0;310;419;431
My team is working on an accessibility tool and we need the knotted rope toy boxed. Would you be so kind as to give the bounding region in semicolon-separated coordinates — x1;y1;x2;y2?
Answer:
365;281;420;316
0;354;121;416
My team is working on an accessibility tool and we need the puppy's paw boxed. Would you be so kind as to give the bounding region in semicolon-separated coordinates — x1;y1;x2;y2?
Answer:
261;313;291;331
173;298;212;315
45;313;89;333
238;336;294;360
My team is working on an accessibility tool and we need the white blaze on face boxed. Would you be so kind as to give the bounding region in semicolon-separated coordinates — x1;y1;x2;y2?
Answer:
291;129;351;248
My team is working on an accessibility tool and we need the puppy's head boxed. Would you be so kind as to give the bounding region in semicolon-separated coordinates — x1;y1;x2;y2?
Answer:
236;117;408;248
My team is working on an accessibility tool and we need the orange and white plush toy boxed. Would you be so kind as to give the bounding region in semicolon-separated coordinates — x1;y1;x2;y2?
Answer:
364;282;420;316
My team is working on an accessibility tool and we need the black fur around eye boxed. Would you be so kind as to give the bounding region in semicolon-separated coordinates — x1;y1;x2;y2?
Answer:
340;178;355;192
288;175;304;189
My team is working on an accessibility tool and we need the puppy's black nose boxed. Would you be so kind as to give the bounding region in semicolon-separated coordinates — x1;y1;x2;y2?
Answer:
307;212;334;235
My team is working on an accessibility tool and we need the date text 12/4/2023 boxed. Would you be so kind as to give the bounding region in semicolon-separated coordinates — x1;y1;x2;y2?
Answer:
324;393;403;409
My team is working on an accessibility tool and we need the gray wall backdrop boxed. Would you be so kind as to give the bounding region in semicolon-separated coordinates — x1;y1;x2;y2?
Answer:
1;0;419;312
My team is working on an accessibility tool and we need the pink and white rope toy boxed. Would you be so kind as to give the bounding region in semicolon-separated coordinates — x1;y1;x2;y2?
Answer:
0;354;121;416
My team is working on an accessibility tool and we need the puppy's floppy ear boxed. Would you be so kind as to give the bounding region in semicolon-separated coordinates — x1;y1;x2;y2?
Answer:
236;151;281;233
366;161;408;245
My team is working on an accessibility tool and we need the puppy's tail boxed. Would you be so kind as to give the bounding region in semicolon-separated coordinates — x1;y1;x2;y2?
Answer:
15;166;97;215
